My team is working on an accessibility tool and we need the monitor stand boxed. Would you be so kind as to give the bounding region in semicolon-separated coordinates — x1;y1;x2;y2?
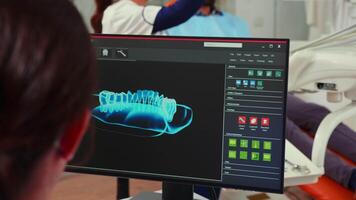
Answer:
130;181;196;200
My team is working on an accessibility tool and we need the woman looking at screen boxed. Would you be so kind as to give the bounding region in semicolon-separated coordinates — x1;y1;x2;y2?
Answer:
0;0;96;200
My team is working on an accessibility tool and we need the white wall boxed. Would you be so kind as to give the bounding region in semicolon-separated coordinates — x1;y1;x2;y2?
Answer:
275;0;308;39
217;0;237;14
72;0;96;33
230;0;308;39
234;0;276;38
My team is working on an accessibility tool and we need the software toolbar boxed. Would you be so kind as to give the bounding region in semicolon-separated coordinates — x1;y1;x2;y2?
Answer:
222;62;286;189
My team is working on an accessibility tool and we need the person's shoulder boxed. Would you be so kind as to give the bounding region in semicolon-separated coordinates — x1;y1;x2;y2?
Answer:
104;0;142;17
102;0;161;34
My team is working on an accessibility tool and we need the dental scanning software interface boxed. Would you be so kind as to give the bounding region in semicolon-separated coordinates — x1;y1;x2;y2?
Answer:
68;35;289;193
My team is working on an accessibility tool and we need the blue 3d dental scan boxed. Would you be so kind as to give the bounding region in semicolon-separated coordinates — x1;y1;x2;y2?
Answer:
67;35;289;196
93;89;193;137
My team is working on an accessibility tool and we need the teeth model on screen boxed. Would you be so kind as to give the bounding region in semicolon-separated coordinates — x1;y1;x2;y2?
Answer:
92;90;193;137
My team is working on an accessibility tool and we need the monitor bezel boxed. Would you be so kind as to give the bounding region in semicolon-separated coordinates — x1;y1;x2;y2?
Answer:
66;34;289;194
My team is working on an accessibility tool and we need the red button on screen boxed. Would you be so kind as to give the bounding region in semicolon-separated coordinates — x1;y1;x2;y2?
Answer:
238;116;247;125
261;117;270;126
250;117;258;126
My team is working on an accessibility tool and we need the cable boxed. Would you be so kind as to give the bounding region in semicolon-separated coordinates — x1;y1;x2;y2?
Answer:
212;187;218;200
209;187;218;200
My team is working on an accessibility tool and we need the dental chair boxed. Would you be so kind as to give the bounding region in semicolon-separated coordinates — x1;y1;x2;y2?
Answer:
289;25;356;200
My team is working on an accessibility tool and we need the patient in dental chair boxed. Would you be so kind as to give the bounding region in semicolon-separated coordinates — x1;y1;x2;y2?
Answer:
166;0;250;37
287;94;356;191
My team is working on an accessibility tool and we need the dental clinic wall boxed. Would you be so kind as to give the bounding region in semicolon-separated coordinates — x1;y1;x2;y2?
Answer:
230;0;309;39
72;0;95;32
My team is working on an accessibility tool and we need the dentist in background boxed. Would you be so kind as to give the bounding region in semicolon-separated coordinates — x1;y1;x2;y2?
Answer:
91;0;204;35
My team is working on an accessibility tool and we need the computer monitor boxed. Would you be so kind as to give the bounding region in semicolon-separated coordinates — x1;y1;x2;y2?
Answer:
67;35;289;194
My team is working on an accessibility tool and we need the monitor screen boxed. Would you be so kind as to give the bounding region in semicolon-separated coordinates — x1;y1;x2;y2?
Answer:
67;35;289;193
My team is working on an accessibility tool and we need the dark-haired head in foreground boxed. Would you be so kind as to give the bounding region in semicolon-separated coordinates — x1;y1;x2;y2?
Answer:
0;0;96;200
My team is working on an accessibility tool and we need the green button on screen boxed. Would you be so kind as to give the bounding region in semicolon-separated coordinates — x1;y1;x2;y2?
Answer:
228;151;236;159
240;139;248;148
251;152;260;161
263;141;272;150
251;140;260;149
240;151;248;160
229;138;237;147
263;153;272;162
